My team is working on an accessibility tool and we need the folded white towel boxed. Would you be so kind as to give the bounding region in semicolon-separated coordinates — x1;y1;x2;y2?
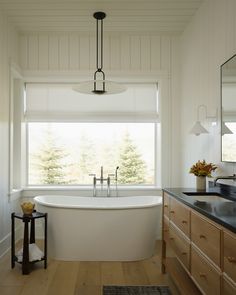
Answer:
16;243;44;262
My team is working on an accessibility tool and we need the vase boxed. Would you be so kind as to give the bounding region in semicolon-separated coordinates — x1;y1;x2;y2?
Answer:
196;176;206;191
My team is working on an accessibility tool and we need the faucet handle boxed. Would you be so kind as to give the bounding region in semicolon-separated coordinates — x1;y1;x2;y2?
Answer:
108;173;115;178
89;173;96;178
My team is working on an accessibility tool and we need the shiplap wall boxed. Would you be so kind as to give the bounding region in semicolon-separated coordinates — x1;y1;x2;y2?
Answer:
19;32;181;189
180;0;236;187
0;10;21;257
19;33;171;72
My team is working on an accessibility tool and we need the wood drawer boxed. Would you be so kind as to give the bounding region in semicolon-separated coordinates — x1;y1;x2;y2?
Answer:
163;216;169;242
163;192;170;218
191;211;221;267
169;224;190;270
223;231;236;282
191;246;221;295
169;197;190;237
222;276;236;295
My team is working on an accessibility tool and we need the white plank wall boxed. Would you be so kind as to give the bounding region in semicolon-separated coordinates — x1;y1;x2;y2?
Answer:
180;0;236;186
19;33;169;72
0;10;21;258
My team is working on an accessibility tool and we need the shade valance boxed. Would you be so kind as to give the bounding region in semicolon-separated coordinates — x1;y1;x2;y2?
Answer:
25;83;158;122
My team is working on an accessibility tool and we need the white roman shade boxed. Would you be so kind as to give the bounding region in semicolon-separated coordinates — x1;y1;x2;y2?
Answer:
25;83;158;122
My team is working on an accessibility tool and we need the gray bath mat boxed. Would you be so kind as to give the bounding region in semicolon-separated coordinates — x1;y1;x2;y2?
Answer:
103;285;171;295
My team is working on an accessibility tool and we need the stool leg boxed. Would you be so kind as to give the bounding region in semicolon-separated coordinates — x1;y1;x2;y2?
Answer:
44;214;47;269
30;219;35;244
22;219;30;275
11;213;15;269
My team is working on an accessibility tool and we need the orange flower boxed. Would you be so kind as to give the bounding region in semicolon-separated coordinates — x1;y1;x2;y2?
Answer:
189;160;217;177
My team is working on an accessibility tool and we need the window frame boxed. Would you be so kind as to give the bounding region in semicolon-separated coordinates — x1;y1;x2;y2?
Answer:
23;77;165;190
25;121;160;187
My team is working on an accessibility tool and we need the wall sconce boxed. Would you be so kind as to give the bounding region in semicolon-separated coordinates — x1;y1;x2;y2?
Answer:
190;104;217;136
222;122;233;135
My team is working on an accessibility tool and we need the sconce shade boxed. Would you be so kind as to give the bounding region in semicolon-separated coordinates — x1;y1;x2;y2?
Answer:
74;11;126;95
222;122;233;135
190;121;209;136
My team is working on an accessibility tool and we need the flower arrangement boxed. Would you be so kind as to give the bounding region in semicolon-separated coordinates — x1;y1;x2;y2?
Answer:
189;160;217;177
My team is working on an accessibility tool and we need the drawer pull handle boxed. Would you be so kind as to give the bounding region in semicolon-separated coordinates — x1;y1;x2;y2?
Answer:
170;210;175;214
199;235;206;239
164;229;168;233
170;237;174;240
199;273;206;278
182;220;187;224
181;252;187;255
164;205;168;208
227;256;236;263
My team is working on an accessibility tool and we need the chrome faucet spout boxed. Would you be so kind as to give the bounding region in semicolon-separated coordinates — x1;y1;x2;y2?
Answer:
115;166;119;181
100;166;103;184
89;174;97;197
213;174;236;186
107;176;111;197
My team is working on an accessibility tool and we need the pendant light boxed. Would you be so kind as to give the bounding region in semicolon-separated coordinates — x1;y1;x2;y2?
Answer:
74;12;126;95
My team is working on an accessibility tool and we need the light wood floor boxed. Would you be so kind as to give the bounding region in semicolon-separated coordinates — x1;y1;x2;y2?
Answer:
0;241;177;295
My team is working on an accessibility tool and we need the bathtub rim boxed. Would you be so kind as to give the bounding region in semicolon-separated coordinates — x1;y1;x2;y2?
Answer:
34;195;162;210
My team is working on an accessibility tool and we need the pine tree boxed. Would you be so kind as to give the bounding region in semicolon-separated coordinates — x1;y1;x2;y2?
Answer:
35;129;68;184
118;132;146;184
78;133;97;183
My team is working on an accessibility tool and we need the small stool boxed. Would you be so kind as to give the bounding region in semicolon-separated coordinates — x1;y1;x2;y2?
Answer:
11;211;47;275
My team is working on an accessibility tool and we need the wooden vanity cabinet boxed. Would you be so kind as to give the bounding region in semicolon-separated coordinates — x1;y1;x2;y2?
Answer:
191;246;221;295
163;192;170;218
223;230;236;283
222;276;236;295
162;191;236;295
191;211;221;267
169;197;190;238
169;224;190;270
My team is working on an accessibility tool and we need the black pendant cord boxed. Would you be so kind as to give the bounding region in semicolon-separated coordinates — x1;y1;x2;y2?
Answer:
93;13;106;93
101;18;103;71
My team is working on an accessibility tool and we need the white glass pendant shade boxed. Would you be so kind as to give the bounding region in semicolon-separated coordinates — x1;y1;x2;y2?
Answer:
73;80;127;95
190;121;209;136
222;122;233;135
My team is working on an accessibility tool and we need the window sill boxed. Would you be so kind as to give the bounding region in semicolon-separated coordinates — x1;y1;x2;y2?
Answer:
8;189;23;202
22;186;162;198
24;185;160;191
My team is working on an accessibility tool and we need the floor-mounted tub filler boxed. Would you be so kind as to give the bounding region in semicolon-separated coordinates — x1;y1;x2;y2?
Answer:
34;195;162;261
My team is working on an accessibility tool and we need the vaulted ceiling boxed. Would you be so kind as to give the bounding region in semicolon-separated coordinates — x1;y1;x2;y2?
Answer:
0;0;204;34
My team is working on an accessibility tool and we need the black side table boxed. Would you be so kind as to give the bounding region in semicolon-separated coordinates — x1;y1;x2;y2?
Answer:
11;211;47;275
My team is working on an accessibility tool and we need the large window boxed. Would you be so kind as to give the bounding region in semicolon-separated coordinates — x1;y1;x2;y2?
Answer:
28;122;156;185
25;83;159;186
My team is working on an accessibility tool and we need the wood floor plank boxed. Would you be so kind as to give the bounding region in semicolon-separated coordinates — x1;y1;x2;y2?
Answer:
0;240;172;295
101;262;125;285
75;285;101;295
0;286;23;295
76;262;101;287
122;261;149;285
142;259;168;285
19;259;59;295
47;261;78;295
0;265;29;287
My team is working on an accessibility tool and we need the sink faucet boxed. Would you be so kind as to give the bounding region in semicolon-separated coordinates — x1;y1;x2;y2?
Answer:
89;174;97;197
213;174;236;186
89;166;118;197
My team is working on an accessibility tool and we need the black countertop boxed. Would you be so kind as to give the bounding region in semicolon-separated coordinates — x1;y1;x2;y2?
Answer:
163;184;236;234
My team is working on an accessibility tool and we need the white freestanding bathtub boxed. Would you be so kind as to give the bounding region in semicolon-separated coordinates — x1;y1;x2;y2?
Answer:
34;195;162;261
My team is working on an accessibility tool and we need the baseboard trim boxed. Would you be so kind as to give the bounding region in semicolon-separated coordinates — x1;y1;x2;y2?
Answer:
0;225;22;259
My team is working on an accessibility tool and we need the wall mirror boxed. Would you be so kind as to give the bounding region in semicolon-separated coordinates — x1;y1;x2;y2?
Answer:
221;54;236;162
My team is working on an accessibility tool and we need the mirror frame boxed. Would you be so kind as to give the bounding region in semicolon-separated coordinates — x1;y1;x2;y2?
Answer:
221;53;236;163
